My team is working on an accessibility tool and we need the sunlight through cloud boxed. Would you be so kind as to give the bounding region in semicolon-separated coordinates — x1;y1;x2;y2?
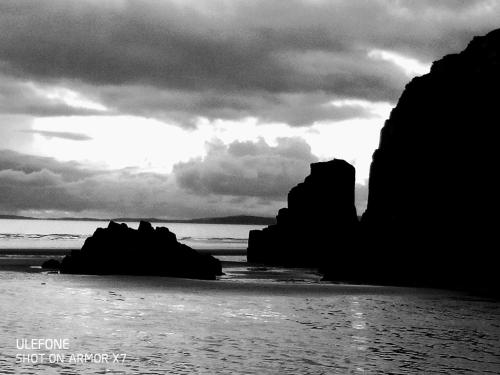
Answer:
368;49;431;77
28;84;108;112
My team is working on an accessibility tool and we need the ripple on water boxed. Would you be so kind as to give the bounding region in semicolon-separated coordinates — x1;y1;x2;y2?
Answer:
0;271;499;374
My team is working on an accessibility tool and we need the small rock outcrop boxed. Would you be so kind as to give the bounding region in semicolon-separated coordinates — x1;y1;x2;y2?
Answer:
356;29;500;290
57;221;222;280
247;159;358;267
41;259;61;269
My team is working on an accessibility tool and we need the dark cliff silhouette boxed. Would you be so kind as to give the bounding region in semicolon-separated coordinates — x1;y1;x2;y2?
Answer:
354;28;500;291
249;29;499;293
44;221;222;280
247;159;358;267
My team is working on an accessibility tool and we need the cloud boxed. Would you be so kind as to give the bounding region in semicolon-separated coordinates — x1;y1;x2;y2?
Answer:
0;149;175;215
0;143;370;218
0;168;63;186
355;183;369;214
0;149;95;181
0;149;287;218
1;0;498;127
173;137;370;213
174;137;318;198
20;130;92;141
2;1;489;216
94;86;381;127
0;74;108;117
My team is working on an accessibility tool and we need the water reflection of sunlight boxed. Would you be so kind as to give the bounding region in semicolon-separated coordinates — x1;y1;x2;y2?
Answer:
350;298;367;331
222;303;287;323
348;297;369;373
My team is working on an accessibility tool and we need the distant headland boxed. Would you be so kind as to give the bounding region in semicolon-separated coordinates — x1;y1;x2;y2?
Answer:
0;214;276;226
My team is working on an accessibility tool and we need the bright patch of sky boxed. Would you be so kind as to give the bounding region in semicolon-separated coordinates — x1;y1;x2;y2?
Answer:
368;49;431;77
28;83;108;112
31;100;391;183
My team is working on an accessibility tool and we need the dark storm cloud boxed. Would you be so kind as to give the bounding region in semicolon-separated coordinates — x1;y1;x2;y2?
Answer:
0;150;95;211
173;137;370;213
173;137;318;198
20;130;92;141
0;149;174;215
0;145;370;217
97;87;379;127
0;149;286;218
0;149;95;181
1;0;498;127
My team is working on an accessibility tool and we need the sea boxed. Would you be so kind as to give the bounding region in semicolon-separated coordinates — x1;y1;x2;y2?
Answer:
0;218;259;251
0;219;499;374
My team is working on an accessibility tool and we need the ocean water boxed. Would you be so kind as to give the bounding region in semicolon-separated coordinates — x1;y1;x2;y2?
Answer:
0;219;263;250
1;271;499;374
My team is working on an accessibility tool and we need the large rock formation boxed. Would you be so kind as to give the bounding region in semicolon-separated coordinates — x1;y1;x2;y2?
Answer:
58;221;222;280
247;159;358;267
358;29;500;290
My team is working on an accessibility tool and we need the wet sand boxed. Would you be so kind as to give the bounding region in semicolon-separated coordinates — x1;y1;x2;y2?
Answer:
0;248;324;286
0;249;467;298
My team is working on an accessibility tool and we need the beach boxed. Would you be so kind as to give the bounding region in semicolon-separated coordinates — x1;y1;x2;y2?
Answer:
1;246;500;374
2;265;500;374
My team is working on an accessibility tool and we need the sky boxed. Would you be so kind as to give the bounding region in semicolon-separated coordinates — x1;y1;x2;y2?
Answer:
0;0;499;219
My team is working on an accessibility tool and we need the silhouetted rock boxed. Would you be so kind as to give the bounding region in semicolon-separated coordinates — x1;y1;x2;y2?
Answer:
58;221;222;280
41;259;61;270
341;29;500;292
248;159;358;267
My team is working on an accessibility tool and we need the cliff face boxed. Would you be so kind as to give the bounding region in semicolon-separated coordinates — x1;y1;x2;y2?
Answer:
361;29;500;288
247;30;499;291
248;159;358;267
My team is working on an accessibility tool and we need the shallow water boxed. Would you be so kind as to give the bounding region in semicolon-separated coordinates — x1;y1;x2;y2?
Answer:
1;270;499;374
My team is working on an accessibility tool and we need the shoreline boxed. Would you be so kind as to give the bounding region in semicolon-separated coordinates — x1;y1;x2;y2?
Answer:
0;256;494;299
0;262;475;299
0;248;247;269
1;249;497;298
0;248;247;256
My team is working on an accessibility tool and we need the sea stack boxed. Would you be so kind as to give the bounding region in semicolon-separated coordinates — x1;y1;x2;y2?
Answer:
248;159;358;267
58;221;222;280
358;29;500;289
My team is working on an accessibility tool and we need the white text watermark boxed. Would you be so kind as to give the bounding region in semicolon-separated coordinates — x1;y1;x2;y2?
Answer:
15;338;127;365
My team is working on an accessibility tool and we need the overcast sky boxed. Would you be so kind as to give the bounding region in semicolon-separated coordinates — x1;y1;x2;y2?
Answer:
0;0;498;219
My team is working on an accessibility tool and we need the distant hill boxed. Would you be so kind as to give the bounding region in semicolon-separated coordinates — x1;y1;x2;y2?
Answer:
187;215;276;225
0;214;36;220
112;215;276;225
0;214;275;225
